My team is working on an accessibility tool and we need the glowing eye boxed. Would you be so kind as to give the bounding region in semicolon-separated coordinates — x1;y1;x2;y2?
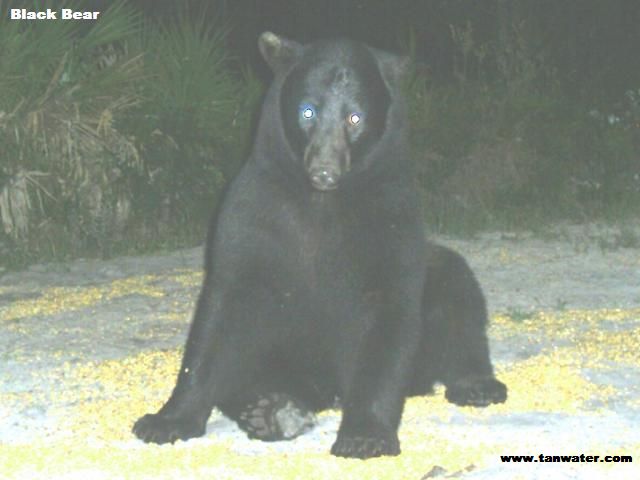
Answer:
300;104;316;119
348;113;361;125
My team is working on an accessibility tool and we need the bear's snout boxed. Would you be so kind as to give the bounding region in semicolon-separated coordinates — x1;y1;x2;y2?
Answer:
309;167;340;191
303;126;351;191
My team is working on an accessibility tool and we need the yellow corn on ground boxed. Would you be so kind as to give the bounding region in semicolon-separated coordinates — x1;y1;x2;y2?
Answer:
1;274;638;479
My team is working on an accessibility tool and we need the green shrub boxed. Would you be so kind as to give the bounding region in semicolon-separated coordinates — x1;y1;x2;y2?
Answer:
0;3;260;269
0;0;144;265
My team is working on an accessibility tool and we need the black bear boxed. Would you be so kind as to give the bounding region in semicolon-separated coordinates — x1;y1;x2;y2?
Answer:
133;32;506;459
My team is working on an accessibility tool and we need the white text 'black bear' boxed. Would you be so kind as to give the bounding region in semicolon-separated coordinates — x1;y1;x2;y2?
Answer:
132;32;507;459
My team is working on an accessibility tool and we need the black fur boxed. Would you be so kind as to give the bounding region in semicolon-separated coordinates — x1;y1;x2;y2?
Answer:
132;32;506;459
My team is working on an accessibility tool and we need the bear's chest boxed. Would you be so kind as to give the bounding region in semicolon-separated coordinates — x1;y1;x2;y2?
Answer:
282;193;384;287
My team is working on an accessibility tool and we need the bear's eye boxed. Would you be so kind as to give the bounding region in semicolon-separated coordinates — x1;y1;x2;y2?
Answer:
300;103;317;120
347;112;362;126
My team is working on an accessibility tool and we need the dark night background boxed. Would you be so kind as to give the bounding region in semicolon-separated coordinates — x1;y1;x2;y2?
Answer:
1;0;639;268
136;0;640;96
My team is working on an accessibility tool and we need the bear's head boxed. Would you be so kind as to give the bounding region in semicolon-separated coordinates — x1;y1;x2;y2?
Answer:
258;32;408;192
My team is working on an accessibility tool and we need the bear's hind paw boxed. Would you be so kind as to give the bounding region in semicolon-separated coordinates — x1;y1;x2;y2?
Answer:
237;392;316;441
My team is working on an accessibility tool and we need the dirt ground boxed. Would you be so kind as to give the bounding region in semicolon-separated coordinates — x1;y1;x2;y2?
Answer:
1;222;639;479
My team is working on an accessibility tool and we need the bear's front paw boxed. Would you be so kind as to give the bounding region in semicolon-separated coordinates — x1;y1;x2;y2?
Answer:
330;434;400;459
132;413;206;444
445;376;507;407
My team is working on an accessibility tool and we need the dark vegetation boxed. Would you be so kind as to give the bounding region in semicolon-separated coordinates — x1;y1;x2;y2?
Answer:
1;0;639;269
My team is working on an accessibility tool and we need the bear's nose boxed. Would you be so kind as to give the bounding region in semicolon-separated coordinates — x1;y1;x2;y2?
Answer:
309;168;339;191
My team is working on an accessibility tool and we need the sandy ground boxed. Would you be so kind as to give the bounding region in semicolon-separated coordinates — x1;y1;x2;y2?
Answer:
1;223;639;479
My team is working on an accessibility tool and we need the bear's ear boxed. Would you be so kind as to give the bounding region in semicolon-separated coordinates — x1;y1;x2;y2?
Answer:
369;47;411;89
258;32;304;73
